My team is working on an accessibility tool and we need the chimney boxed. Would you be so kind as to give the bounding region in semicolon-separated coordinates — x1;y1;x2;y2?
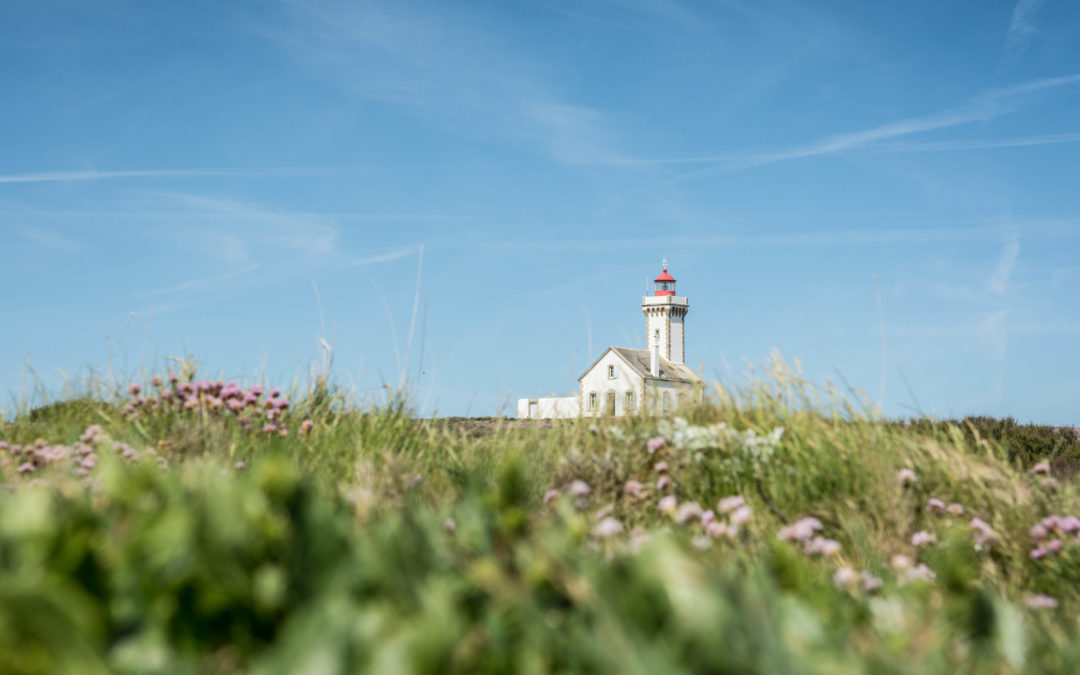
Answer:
650;331;660;377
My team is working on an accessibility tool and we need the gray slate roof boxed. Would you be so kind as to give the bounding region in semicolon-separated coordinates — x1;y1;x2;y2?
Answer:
578;347;705;384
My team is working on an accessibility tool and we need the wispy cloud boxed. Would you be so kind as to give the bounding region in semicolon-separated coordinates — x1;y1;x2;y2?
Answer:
263;0;623;165
614;72;1080;179
472;220;1080;254
5;225;81;254
135;191;421;302
867;132;1080;153
0;168;332;184
988;238;1020;293
1002;0;1047;67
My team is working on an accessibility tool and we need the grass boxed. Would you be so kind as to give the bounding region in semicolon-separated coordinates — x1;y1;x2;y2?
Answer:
0;357;1078;673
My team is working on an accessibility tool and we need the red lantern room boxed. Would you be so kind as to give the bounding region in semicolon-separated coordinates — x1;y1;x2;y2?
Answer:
654;266;676;296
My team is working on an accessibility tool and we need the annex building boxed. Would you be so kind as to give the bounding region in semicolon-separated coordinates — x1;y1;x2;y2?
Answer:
517;265;704;418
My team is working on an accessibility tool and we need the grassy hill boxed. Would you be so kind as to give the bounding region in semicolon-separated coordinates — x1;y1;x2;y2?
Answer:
1;362;1078;674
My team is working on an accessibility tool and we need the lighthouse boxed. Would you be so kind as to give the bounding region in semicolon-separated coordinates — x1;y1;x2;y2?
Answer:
517;262;703;418
642;262;688;364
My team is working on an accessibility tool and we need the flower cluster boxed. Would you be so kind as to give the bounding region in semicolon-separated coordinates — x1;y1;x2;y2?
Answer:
123;375;295;435
778;517;843;558
970;517;999;550
653;417;784;463
1;425;162;478
654;493;752;542
890;554;936;585
926;497;965;516
833;566;882;593
1030;514;1080;560
896;468;917;487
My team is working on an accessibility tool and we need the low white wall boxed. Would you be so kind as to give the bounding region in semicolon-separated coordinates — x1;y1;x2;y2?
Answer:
518;396;580;419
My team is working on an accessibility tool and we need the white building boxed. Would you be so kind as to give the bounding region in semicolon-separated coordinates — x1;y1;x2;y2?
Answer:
518;265;705;418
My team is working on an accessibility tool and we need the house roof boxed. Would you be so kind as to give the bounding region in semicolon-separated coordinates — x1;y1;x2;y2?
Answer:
577;346;704;384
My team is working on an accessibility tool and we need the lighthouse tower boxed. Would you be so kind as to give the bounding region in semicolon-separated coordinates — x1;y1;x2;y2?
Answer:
642;262;688;364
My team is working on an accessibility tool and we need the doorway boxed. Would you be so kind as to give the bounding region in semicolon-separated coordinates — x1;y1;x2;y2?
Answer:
605;392;616;416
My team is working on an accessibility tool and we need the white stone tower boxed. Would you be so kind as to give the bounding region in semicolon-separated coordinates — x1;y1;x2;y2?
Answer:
642;262;688;363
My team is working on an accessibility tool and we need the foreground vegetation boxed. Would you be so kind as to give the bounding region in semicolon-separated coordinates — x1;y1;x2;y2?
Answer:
1;362;1079;673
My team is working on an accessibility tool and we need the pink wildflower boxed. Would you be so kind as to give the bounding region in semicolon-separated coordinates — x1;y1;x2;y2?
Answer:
235;461;246;470
701;509;715;526
1031;460;1051;476
443;518;456;533
17;462;35;474
946;503;965;516
653;461;669;474
646;436;665;454
730;505;753;528
1030;547;1049;560
1026;594;1058;610
658;495;677;515
1030;523;1049;541
970;517;998;549
778;517;823;543
1059;516;1080;534
833;567;858;589
804;537;842;557
623;479;643;497
592;517;624;539
128;383;141;395
891;554;912;570
861;572;883;593
717;495;745;514
656;476;672;491
1047;538;1065;553
706;521;728;538
150;375;163;387
901;564;936;585
299;419;314;436
896;468;917;487
911;531;936;547
674;501;703;524
543;489;561;504
569;480;591;497
927;498;946;514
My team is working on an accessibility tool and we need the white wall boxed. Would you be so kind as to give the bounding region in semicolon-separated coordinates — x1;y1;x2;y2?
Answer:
669;317;684;364
579;350;644;417
644;379;687;415
517;396;580;419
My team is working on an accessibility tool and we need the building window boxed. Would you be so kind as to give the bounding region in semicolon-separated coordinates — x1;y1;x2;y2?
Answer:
588;392;598;411
528;401;538;418
625;391;634;410
662;391;671;412
607;364;616;379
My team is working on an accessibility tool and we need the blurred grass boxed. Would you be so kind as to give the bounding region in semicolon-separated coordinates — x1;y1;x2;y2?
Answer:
0;357;1077;673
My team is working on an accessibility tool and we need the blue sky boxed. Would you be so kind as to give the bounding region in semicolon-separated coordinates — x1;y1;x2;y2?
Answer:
1;0;1078;422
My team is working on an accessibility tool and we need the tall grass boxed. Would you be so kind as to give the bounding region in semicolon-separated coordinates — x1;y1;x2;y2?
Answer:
0;357;1077;673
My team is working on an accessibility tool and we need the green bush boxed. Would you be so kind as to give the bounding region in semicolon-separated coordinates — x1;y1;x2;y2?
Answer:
0;363;1078;673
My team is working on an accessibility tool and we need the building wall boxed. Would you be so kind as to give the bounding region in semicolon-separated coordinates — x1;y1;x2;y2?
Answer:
669;316;685;364
643;379;699;415
579;351;645;417
517;396;580;419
